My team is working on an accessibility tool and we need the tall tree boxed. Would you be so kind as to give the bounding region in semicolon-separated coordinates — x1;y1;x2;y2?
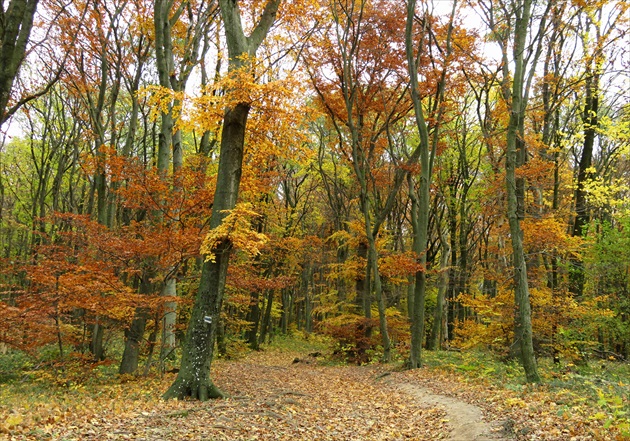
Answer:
164;0;281;401
307;0;424;362
120;0;218;375
0;0;38;125
405;0;457;368
484;0;549;382
569;1;628;298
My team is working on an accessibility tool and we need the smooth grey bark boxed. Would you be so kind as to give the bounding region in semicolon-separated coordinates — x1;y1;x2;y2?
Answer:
164;0;281;401
154;0;179;357
0;0;38;125
120;274;152;374
160;278;177;353
119;310;148;374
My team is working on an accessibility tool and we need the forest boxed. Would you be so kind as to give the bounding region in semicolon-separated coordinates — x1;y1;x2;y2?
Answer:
0;0;629;439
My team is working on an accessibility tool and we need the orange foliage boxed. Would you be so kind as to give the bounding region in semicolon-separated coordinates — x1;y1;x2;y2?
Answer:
0;142;218;353
379;251;425;285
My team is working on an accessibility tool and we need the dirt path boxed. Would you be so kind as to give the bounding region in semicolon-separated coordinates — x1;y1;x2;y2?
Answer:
206;351;512;441
42;351;513;441
385;377;511;441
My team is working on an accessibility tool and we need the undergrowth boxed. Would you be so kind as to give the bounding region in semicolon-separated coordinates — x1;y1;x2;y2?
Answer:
420;349;630;438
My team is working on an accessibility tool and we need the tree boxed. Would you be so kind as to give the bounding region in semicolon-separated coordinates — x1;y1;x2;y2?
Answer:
405;0;458;368
486;0;548;382
0;0;38;125
153;0;217;360
120;0;218;376
569;1;629;298
164;0;282;401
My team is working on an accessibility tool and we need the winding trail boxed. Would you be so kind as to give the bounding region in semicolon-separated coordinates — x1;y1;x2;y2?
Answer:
44;349;513;441
387;379;510;440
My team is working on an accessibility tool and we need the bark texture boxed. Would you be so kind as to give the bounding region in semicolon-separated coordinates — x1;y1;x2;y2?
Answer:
164;0;281;400
503;0;541;383
0;0;39;125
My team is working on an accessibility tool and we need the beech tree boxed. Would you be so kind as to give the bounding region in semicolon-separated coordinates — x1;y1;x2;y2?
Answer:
479;0;552;382
307;0;416;362
0;0;38;125
164;0;282;401
405;0;458;367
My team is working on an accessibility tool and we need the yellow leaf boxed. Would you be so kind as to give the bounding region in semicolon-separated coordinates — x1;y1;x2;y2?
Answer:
4;414;23;428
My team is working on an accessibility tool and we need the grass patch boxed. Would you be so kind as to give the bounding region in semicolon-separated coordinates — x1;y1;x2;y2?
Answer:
265;331;333;355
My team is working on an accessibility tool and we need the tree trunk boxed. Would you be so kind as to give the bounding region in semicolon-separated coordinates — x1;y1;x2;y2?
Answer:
408;178;428;368
245;290;261;349
280;288;290;334
504;0;541;383
356;241;370;317
258;290;274;345
405;0;457;367
90;321;105;361
160;278;177;359
570;69;598;299
119;310;147;375
164;98;249;397
162;243;230;400
428;230;450;350
163;0;281;401
120;274;152;374
0;0;39;125
367;233;391;361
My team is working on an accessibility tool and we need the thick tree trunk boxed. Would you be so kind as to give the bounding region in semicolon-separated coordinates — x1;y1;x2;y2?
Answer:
164;101;249;399
163;0;280;401
120;274;152;374
162;244;229;400
0;0;39;125
119;308;148;374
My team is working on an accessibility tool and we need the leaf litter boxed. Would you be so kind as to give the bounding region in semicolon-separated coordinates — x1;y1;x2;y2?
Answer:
2;348;623;440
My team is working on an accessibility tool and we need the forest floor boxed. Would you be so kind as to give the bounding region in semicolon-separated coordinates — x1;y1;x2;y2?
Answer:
1;337;628;440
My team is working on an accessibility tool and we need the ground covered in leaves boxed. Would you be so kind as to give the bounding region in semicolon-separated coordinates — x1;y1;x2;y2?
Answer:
0;339;628;440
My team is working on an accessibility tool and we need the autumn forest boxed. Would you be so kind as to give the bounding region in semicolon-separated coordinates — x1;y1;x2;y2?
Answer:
0;0;629;439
